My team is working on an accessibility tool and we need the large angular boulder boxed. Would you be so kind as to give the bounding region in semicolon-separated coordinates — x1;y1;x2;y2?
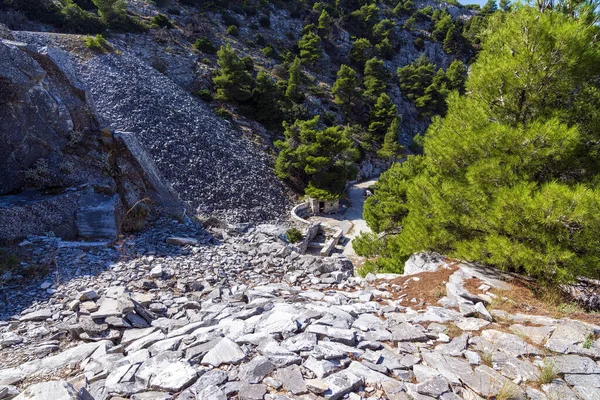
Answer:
403;252;447;275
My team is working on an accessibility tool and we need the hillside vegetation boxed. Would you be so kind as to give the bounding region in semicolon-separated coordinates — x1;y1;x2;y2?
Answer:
355;4;600;283
0;0;493;199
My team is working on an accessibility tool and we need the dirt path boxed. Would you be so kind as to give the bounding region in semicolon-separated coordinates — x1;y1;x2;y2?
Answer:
342;179;378;258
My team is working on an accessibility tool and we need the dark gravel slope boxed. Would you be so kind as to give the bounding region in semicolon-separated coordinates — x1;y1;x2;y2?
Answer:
71;53;292;222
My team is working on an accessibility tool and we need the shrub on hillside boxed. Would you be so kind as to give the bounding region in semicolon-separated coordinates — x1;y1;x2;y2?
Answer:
84;34;110;52
194;37;217;54
197;89;213;101
151;14;173;29
227;24;239;36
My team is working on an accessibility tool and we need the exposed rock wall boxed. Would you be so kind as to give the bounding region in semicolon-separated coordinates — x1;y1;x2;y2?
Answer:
0;37;183;242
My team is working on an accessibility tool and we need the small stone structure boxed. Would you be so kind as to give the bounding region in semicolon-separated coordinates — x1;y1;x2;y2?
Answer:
320;227;344;257
290;202;342;256
308;197;339;215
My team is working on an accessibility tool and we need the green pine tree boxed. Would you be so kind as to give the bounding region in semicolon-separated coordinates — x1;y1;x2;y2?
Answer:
275;117;359;199
332;64;359;108
499;0;512;11
92;0;126;23
377;117;403;160
445;60;468;94
443;25;467;56
432;14;453;42
298;30;322;64
212;44;255;103
349;37;373;67
250;72;284;129
368;93;397;139
363;57;388;101
357;7;600;282
318;9;332;37
481;0;498;14
285;56;304;103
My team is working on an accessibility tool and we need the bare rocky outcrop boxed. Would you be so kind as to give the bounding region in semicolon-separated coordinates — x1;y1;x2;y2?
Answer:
0;37;183;242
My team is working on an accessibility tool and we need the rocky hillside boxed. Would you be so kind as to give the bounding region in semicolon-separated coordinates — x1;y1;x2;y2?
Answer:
6;2;600;400
0;0;479;237
1;223;600;400
8;29;294;225
0;33;183;242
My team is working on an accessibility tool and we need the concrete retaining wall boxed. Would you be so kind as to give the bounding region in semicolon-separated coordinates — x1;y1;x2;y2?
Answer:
291;202;311;225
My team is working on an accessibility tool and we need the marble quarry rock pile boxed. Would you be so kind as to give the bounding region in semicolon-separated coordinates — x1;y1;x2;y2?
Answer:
11;30;293;224
1;219;600;400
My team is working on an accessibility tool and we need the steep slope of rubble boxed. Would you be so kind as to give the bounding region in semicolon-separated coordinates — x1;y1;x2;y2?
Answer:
0;36;182;242
13;30;294;224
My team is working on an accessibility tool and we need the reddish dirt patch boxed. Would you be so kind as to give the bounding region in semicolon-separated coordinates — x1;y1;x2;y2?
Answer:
464;277;600;326
375;265;458;310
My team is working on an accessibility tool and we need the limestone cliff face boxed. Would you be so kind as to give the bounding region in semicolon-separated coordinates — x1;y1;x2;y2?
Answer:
0;38;183;242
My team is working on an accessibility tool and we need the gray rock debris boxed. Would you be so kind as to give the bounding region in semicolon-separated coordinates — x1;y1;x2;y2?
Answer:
201;337;246;366
72;49;292;223
403;252;447;276
12;381;80;400
1;220;600;400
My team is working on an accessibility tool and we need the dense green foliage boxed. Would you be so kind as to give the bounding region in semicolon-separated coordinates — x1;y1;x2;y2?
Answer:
332;65;360;109
194;37;217;54
363;57;388;101
0;0;148;33
357;7;600;282
275;117;359;199
286;57;304;103
286;228;303;244
349;37;373;67
92;0;125;24
213;44;255;102
377;117;403;160
298;29;322;64
368;93;397;139
397;56;467;117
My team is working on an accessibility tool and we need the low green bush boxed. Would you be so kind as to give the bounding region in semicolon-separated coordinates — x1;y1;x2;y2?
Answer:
194;37;217;54
286;228;303;244
255;33;266;46
214;107;232;120
197;89;213;101
262;45;276;58
84;34;110;52
227;25;239;36
151;14;173;29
